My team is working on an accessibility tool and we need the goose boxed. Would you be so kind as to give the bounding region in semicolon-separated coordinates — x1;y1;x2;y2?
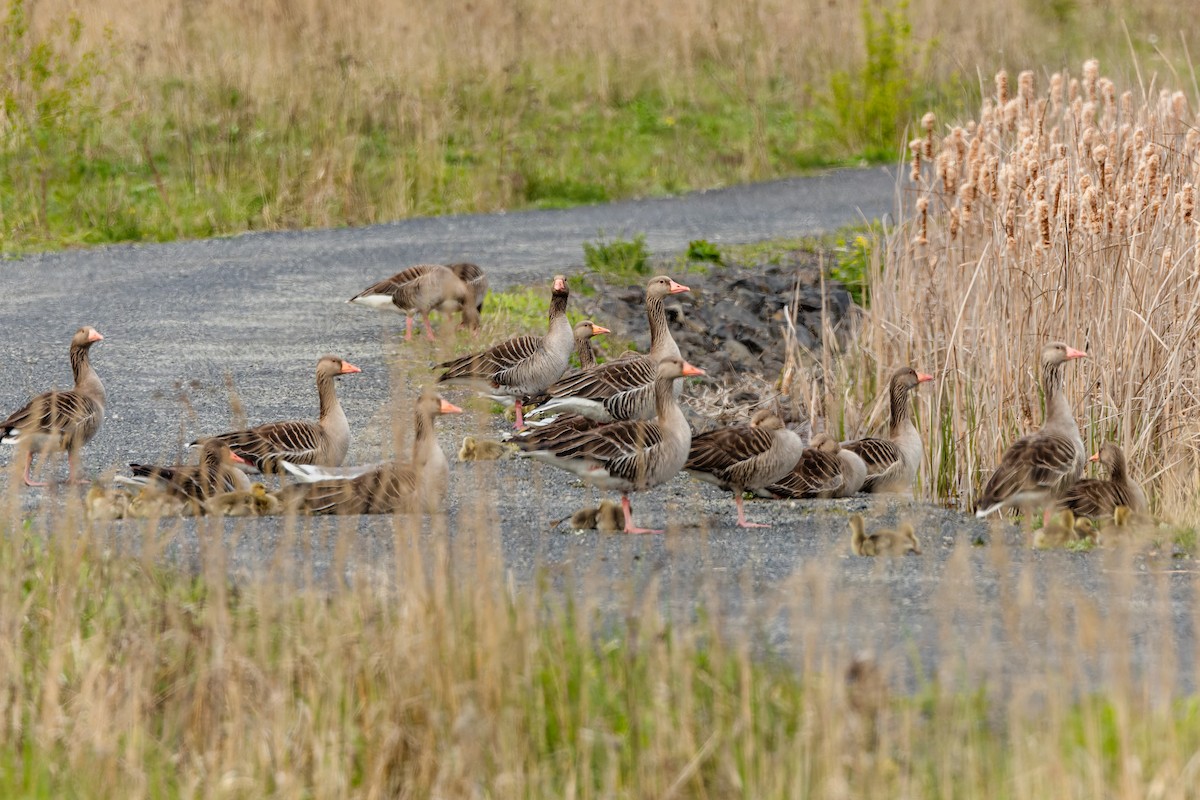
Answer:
514;356;704;534
447;262;489;316
436;275;573;428
276;389;462;515
126;486;200;519
348;263;480;340
684;409;805;527
760;433;867;499
457;435;516;462
572;320;611;370
1;326;106;486
551;500;624;532
526;275;690;423
841;367;933;494
1033;509;1096;549
195;355;361;474
1057;442;1147;518
203;483;282;517
121;438;254;501
848;514;921;556
975;342;1087;521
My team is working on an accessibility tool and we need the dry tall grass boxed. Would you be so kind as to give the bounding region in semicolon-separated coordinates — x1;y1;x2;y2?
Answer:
850;61;1200;518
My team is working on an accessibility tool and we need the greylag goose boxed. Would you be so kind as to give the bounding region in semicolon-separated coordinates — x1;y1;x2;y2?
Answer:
126;486;199;519
203;483;282;517
457;435;516;462
684;409;805;527
849;514;921;556
572;320;611;370
841;367;933;494
349;263;480;340
86;484;133;521
122;438;253;502
551;500;624;532
1057;442;1146;517
447;262;489;315
436;275;573;428
527;275;690;423
1033;509;1097;549
759;433;867;499
196;355;361;474
975;342;1087;520
276;389;462;515
515;356;704;534
1;326;106;486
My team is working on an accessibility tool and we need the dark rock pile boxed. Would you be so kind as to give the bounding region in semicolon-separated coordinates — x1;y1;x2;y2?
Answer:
576;248;857;386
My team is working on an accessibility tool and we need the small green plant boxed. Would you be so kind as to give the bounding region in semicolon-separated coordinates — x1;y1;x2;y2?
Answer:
830;223;881;306
582;231;650;277
686;238;722;264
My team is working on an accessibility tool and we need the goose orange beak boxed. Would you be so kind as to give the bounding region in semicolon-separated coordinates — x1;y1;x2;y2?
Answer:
439;398;464;414
340;361;362;374
681;361;705;377
592;325;611;335
1066;347;1088;359
230;452;251;465
668;279;690;294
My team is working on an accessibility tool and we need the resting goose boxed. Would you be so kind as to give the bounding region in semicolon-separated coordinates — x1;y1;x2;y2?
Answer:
436;275;573;428
276;389;462;515
527;275;690;423
1057;442;1147;517
196;355;361;474
1;326;106;486
122;438;253;502
849;514;921;556
975;342;1087;520
447;262;489;316
684;410;805;527
841;367;933;494
515;356;704;534
760;433;867;499
349;263;480;340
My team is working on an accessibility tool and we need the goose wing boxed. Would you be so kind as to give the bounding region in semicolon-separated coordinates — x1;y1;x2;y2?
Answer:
978;433;1079;511
764;448;843;498
686;426;777;486
436;335;543;382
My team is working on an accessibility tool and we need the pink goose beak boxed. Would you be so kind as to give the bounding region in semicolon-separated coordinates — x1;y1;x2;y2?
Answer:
681;361;705;377
87;330;104;343
917;372;934;383
592;324;611;335
668;279;690;294
439;398;464;414
1089;452;1100;462
229;452;251;465
1066;347;1088;359
340;361;362;374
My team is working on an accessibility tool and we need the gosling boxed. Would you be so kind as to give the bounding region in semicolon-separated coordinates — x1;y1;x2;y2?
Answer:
86;484;133;521
849;514;921;556
1033;509;1096;549
458;435;516;462
551;500;624;532
203;483;282;517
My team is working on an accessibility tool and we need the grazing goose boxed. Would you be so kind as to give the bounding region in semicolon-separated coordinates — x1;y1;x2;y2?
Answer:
447;262;489;316
122;438;254;502
196;355;361;474
348;264;480;340
841;367;933;494
1;326;106;486
514;357;704;534
1057;442;1147;518
684;410;805;527
975;342;1087;521
436;275;573;428
527;275;690;423
849;514;921;556
203;483;282;517
760;433;867;499
276;389;462;515
572;320;611;370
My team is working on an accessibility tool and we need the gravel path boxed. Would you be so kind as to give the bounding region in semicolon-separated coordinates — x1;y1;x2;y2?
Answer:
2;166;1194;691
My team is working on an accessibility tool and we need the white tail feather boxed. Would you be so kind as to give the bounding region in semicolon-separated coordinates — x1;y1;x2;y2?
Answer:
280;460;382;483
525;397;612;422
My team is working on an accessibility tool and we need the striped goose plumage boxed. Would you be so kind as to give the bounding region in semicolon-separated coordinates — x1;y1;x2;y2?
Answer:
841;366;933;494
349;263;481;340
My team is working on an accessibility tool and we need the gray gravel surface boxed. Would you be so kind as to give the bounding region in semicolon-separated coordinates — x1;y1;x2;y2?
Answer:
2;166;1195;692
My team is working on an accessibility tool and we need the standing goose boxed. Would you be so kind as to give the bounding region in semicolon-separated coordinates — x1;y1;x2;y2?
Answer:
121;438;253;502
349;263;480;340
196;355;361;474
842;367;934;494
436;275;573;428
760;433;867;499
975;342;1088;520
527;275;690;422
514;356;704;534
447;262;489;316
684;410;805;527
1;326;106;486
572;320;611;370
1057;442;1146;517
277;389;462;515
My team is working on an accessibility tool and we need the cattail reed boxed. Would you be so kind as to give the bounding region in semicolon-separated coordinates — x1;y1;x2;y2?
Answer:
923;112;937;159
909;139;923;183
995;70;1009;107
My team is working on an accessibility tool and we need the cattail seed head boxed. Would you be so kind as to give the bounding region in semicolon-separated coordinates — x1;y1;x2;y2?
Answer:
995;70;1009;106
1037;199;1051;247
914;196;929;245
909;138;923;182
1180;183;1194;224
1083;59;1099;102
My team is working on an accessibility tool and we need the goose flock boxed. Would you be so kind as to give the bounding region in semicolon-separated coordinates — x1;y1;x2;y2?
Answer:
0;263;1148;542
